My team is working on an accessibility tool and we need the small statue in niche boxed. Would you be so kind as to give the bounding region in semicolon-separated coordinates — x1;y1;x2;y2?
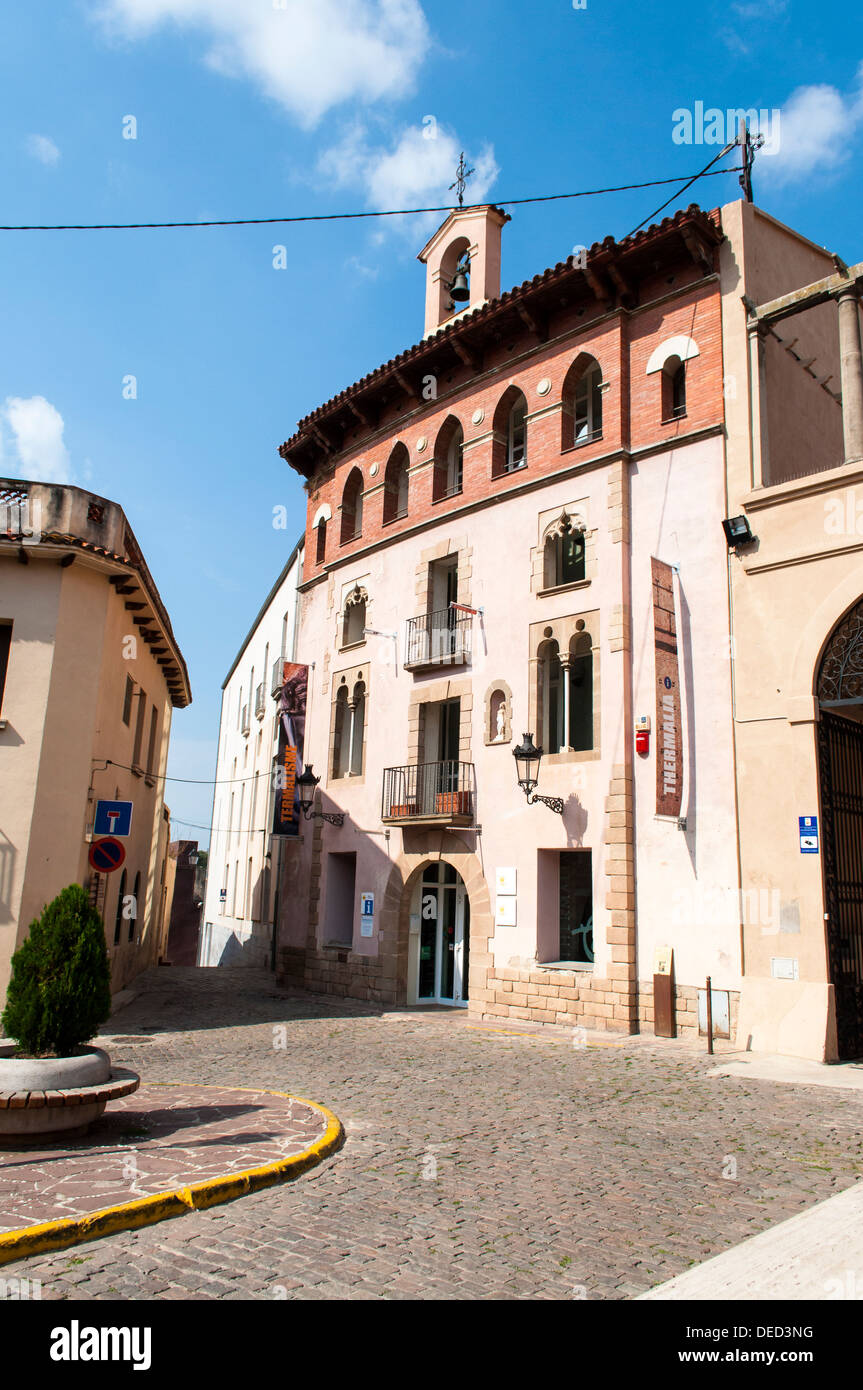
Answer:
490;689;508;742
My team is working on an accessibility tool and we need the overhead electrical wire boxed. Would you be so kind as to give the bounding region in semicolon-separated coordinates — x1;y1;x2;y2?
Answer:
0;165;742;232
623;144;739;240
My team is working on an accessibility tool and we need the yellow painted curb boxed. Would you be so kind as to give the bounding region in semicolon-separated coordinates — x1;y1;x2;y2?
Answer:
0;1083;343;1268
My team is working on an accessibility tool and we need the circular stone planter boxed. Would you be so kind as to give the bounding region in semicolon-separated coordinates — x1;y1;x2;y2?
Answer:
0;1044;140;1146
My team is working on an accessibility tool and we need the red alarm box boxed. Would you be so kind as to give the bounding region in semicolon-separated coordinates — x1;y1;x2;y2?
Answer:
635;716;650;755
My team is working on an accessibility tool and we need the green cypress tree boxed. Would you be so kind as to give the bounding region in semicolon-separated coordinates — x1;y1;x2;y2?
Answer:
2;884;112;1056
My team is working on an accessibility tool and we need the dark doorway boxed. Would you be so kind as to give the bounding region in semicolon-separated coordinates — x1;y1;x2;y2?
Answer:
818;710;863;1059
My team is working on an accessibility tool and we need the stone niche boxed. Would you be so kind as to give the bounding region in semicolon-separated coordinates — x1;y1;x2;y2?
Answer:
484;680;512;745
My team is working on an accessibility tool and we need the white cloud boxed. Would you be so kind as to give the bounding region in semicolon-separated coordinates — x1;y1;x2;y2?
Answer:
761;63;863;184
26;134;61;166
94;0;431;127
3;397;72;484
318;122;498;239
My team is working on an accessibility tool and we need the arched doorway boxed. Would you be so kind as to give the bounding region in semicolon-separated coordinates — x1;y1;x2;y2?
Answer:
817;597;863;1059
409;861;470;1006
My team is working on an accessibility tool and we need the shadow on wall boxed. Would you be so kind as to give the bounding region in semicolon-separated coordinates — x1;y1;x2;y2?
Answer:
0;832;15;925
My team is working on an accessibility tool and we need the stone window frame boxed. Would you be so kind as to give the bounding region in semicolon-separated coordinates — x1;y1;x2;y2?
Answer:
528;610;601;764
531;502;597;596
413;534;472;618
483;679;513;746
407;675;473;769
328;661;370;784
339;582;369;652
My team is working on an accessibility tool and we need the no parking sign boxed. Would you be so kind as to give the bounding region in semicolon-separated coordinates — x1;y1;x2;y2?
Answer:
88;837;126;874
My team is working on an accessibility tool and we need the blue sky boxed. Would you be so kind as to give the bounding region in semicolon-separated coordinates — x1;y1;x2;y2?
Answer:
1;0;861;841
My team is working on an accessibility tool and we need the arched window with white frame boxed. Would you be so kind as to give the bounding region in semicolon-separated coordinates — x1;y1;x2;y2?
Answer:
562;354;603;448
433;416;464;502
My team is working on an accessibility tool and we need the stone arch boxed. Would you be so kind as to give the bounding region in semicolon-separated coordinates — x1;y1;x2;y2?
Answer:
790;575;863;707
312;501;332;528
377;844;493;1006
646;334;700;374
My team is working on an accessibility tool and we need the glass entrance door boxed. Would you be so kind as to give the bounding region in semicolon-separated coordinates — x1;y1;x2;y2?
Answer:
417;862;469;1005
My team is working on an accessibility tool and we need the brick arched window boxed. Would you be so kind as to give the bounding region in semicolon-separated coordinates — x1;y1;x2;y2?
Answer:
562;354;603;448
662;356;686;420
383;443;410;523
433;416;464;502
492;385;528;478
340;468;364;543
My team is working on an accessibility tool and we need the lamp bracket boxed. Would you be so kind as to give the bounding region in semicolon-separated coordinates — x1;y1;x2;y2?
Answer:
527;793;565;816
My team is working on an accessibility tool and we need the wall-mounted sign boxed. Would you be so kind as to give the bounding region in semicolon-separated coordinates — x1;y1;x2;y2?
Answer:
651;558;683;818
94;800;133;838
361;892;374;916
495;897;517;926
496;867;517;896
653;945;673;976
88;837;126;874
799;816;819;854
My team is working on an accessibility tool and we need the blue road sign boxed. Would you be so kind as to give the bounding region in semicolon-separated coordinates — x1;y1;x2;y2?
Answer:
94;799;133;837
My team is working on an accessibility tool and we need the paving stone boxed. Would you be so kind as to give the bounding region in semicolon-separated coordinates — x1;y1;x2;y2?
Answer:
2;965;861;1301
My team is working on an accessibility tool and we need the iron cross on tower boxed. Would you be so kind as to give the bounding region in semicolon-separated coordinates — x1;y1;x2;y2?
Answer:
450;152;475;208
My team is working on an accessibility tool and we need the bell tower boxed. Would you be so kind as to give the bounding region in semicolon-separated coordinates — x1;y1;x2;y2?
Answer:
417;204;510;338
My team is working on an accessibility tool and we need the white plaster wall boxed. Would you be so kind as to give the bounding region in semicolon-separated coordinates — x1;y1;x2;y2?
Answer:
630;437;741;991
201;546;304;966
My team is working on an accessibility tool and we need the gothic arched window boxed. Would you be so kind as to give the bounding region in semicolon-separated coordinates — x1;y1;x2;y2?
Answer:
543;513;586;589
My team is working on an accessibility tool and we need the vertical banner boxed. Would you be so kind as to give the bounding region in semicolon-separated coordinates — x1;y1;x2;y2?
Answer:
272;662;308;838
651;558;683;818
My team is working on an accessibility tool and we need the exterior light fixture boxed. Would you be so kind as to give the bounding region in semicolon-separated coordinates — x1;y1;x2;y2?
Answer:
296;764;345;826
512;732;565;815
722;515;754;547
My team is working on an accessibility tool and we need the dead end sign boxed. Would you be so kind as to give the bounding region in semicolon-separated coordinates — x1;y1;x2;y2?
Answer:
94;800;133;837
88;837;126;874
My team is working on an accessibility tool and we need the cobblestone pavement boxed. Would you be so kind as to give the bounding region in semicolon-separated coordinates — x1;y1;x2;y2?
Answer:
0;1085;331;1232
4;967;862;1301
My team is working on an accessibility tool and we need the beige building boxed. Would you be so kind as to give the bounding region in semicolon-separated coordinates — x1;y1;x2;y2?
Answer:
720;204;863;1062
0;478;191;998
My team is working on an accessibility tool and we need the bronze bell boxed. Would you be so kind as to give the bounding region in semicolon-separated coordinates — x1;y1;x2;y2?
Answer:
449;263;470;302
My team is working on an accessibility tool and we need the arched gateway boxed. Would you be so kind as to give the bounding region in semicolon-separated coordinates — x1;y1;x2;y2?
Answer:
817;597;863;1059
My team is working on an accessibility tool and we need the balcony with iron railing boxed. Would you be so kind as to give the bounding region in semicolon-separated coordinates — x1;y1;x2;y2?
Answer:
271;658;285;696
240;704;250;736
382;760;475;826
404;607;471;673
255;682;266;719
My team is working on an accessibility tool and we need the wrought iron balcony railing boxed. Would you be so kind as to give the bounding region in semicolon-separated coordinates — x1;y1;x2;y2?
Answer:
404;607;471;671
240;704;250;735
271;658;285;696
255;682;266;719
382;760;475;824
